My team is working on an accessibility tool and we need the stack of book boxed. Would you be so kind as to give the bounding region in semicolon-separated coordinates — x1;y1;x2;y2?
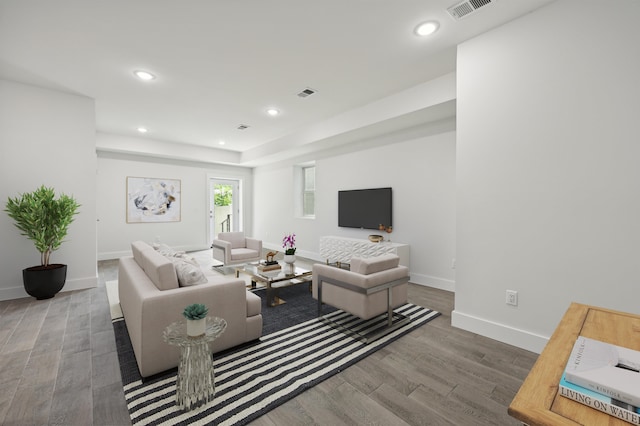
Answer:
559;335;640;424
257;261;281;272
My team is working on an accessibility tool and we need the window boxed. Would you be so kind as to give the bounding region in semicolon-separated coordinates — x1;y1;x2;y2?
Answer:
302;166;315;217
293;163;315;218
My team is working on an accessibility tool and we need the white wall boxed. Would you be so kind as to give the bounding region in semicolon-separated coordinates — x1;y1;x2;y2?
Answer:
453;0;640;353
96;136;253;260
253;128;457;290
0;79;97;300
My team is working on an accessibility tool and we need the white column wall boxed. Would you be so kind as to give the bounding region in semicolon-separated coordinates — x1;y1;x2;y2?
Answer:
253;130;457;290
453;0;640;353
0;79;97;300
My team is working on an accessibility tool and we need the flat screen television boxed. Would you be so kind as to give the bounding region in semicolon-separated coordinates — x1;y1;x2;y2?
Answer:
338;187;392;230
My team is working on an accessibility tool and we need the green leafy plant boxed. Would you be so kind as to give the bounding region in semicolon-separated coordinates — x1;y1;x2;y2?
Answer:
214;184;232;206
182;303;208;320
5;185;80;267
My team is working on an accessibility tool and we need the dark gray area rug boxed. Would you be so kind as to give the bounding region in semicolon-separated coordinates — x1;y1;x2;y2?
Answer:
252;283;339;334
113;284;440;425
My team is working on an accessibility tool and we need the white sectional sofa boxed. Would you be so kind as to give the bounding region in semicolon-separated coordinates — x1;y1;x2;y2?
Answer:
118;240;262;378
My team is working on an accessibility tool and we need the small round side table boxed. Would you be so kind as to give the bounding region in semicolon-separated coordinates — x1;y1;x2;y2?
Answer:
163;316;227;411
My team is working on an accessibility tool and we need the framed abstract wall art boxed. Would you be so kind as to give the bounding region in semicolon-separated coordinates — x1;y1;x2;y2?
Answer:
126;177;181;223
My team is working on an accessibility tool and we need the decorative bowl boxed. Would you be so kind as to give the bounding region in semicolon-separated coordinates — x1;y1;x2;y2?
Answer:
368;235;383;243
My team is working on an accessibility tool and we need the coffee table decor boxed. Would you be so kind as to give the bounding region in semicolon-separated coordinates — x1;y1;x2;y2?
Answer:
257;251;281;272
182;303;208;337
282;232;297;270
236;263;312;306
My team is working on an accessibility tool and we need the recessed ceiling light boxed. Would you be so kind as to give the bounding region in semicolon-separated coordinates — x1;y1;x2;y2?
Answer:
266;108;280;117
414;21;440;37
218;140;225;145
137;127;148;133
134;70;156;81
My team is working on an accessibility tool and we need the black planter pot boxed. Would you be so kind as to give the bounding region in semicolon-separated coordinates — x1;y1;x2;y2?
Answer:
22;264;67;300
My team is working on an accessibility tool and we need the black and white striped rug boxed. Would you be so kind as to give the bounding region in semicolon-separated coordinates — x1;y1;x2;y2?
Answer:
121;304;439;425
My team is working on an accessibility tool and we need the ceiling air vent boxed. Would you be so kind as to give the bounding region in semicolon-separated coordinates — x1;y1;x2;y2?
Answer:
237;124;250;130
297;87;316;98
447;0;493;21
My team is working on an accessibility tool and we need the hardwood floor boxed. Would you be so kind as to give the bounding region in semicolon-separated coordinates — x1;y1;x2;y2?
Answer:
0;258;129;426
0;259;537;425
250;283;539;426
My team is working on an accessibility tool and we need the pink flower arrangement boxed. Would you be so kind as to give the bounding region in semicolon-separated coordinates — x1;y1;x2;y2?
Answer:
282;233;296;255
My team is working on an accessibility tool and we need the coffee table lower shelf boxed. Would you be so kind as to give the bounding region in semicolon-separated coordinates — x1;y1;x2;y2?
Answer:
236;263;312;307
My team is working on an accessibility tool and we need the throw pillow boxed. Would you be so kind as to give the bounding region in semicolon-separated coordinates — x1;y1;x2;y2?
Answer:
173;252;199;266
152;242;187;258
174;260;208;287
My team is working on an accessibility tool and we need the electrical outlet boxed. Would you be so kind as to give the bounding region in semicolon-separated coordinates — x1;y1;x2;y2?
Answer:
506;290;518;306
451;258;456;269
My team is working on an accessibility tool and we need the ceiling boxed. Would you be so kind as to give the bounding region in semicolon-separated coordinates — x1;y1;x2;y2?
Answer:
0;0;555;166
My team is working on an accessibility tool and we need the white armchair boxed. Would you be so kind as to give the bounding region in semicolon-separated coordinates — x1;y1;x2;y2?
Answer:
312;254;409;342
212;232;262;267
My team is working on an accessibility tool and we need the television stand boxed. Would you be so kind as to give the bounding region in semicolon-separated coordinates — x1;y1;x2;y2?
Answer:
319;236;410;268
325;260;350;271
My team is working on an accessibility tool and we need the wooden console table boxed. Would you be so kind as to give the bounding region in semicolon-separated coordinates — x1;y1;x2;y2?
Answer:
508;302;640;425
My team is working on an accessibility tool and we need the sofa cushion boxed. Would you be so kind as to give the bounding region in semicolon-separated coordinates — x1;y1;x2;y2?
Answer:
142;248;179;291
173;260;208;287
161;249;199;265
153;242;188;258
150;243;204;287
351;254;400;275
131;240;154;268
222;232;246;249
231;247;260;261
177;253;199;266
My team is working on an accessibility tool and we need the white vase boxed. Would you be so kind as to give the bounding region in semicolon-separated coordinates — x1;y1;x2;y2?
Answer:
283;254;296;264
187;318;206;337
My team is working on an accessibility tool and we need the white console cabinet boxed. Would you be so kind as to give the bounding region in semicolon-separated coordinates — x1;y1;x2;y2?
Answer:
319;236;410;268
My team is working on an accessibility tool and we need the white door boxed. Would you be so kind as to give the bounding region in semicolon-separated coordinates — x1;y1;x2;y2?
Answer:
209;178;240;244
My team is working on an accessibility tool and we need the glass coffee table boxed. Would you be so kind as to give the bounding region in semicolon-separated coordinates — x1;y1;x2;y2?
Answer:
236;263;312;307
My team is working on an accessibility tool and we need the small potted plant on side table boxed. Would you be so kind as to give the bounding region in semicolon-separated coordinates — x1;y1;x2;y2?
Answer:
183;303;208;337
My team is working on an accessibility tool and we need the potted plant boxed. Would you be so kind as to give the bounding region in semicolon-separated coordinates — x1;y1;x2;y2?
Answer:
4;185;80;299
183;303;208;337
282;233;296;264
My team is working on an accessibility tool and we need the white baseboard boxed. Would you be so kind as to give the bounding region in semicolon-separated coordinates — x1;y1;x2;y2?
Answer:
0;275;98;301
0;285;30;301
451;309;548;354
409;272;455;292
98;250;130;261
63;275;98;291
